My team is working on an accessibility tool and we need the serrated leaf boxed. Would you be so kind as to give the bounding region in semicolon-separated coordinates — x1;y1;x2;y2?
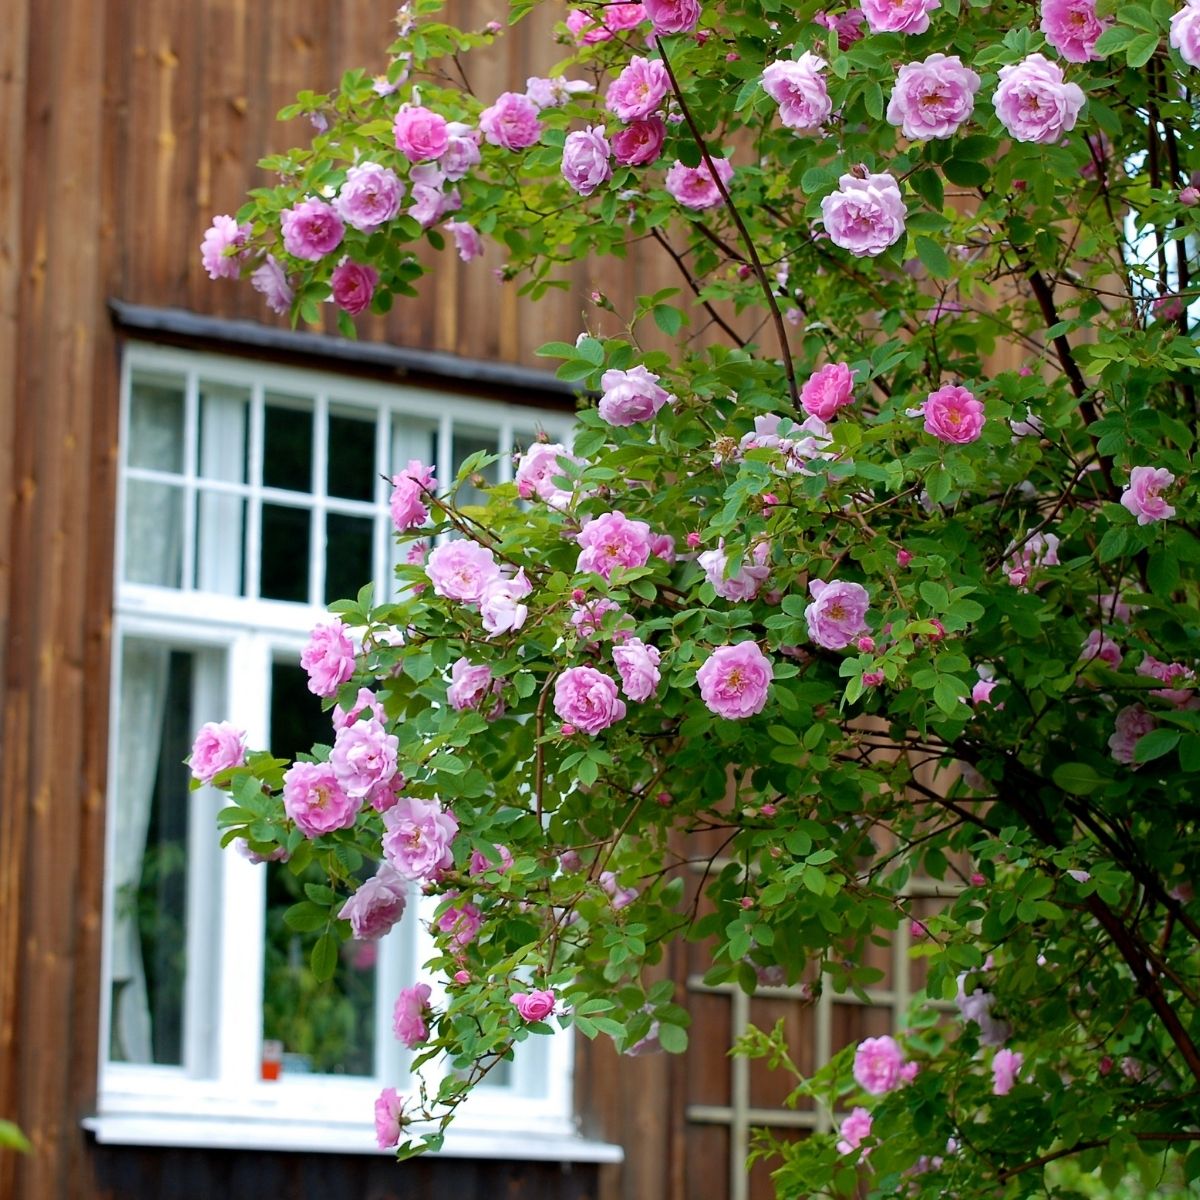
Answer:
284;900;329;932
1133;727;1180;763
915;235;951;279
1126;31;1159;66
311;932;339;982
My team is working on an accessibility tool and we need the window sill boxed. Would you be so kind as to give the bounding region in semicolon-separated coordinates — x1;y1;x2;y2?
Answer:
82;1112;624;1163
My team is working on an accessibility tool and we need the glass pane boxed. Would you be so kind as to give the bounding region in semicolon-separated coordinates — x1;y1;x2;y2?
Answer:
326;513;373;606
128;373;185;473
123;480;183;588
327;406;376;502
195;490;246;596
263;394;313;493
389;414;438;475
262;662;377;1077
452;425;499;510
260;503;311;603
197;381;249;484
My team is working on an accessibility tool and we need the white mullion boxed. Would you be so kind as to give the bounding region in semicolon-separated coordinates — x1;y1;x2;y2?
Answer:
375;406;390;601
436;411;453;544
815;985;832;1134
498;418;514;485
181;372;199;591
312;392;329;607
246;385;265;601
730;986;750;1200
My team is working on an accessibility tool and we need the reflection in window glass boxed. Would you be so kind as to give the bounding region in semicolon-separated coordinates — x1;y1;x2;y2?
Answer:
325;513;373;605
128;374;185;474
124;480;183;588
328;407;377;502
263;395;313;493
260;504;311;603
452;426;499;510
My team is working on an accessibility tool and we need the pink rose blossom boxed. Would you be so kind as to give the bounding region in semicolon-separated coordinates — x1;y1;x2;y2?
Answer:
338;865;408;940
561;126;612;197
374;1087;406;1149
644;0;701;32
571;597;631;642
1138;655;1197;708
800;362;856;421
576;510;654;579
390;460;436;531
330;260;378;316
836;1107;873;1156
526;76;594;108
819;172;907;257
886;54;981;140
992;1048;1023;1095
445;220;483;261
970;677;999;706
992;54;1085;144
407;163;459;228
469;844;514;875
553;666;627;734
437;898;482;946
1108;704;1157;766
200;215;251;280
480;92;542;151
664;157;734;210
599;870;639;910
612;638;663;701
919;384;985;443
283;761;360;838
814;8;865;48
335;163;404;232
566;8;612;43
863;670;885;687
761;54;832;135
381;796;459;879
479;570;533;637
392;982;433;1048
439;123;482;180
598;365;675;425
250;255;293;315
604;2;648;30
331;718;399;800
511;989;557;1022
427;539;501;602
1171;0;1200;66
301;619;356;696
698;540;772;601
607;57;670;121
1040;0;1110;62
860;0;939;33
447;657;505;718
1120;466;1176;525
189;721;247;783
696;642;773;719
853;1035;906;1094
280;198;344;260
651;533;676;562
805;580;870;650
392;104;449;161
611;116;667;166
515;442;579;504
1079;629;1122;669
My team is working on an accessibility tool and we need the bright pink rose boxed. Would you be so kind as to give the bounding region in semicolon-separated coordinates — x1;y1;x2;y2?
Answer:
280;198;344;260
805;579;870;650
819;172;906;257
836;1106;873;1156
1137;655;1197;708
333;687;387;732
1040;0;1110;62
664;157;734;209
283;761;360;837
469;844;514;875
515;442;579;504
644;0;701;33
605;1;648;29
331;718;399;800
189;721;247;783
1079;629;1122;669
696;642;773;719
1120;466;1176;525
761;54;831;135
991;1048;1023;1095
992;54;1085;144
439;122;481;180
437;898;482;946
200;214;250;280
698;540;771;601
853;1035;906;1094
571;597;631;642
381;796;459;879
335;163;404;232
338;865;407;940
426;539;501;602
392;104;449;161
445;220;483;261
561;126;612;197
374;1087;405;1149
800;362;856;421
598;365;674;425
612;638;662;702
1108;704;1156;766
607;57;670;121
813;8;865;48
919;384;985;443
250;255;293;315
390;460;436;531
576;510;654;579
566;8;612;43
300;619;356;696
1171;0;1200;67
886;54;980;140
553;666;627;734
330;260;378;316
860;0;939;33
511;989;557;1022
447;657;505;718
479;92;542;151
392;982;433;1048
479;569;532;637
651;533;676;562
611;116;667;166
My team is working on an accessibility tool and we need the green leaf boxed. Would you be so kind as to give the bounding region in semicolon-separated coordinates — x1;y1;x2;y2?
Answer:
653;304;683;336
1126;31;1159;66
914;235;951;279
310;932;339;982
942;158;990;187
658;1023;689;1053
1092;24;1139;54
0;1120;30;1153
1132;727;1180;763
1052;762;1104;795
284;901;329;932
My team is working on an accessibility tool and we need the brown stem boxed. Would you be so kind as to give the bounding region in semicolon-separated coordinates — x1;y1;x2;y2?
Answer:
997;1131;1200;1183
649;226;747;347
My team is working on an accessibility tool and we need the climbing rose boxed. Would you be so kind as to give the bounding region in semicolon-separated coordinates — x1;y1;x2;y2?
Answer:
1120;466;1177;524
469;844;514;875
390;460;435;531
612;638;663;702
664;157;734;209
437;898;482;946
381;796;458;879
644;0;701;34
818;172;906;257
606;56;670;121
439;122;482;180
392;104;448;161
526;76;594;108
698;540;772;601
280;198;344;260
189;721;247;783
800;362;856;421
853;1035;906;1094
576;510;654;579
330;260;378;316
805;580;870;650
447;657;504;718
200;215;250;280
283;762;360;837
250;255;292;315
565;8;611;43
561;126;612;197
300;619;356;696
374;1088;405;1149
553;666;628;733
338;865;408;940
392;982;432;1048
426;539;501;602
1040;0;1110;62
761;54;831;135
1171;0;1200;66
515;442;578;504
696;642;773;719
334;162;404;231
1108;704;1157;766
837;1107;873;1156
479;570;532;637
992;54;1085;144
814;7;866;48
445;220;483;261
992;1048;1024;1095
511;989;557;1022
611;116;667;165
604;1;647;29
860;0;940;34
479;92;542;150
598;365;674;426
919;384;985;443
886;55;981;139
1079;629;1122;669
331;718;399;801
1137;655;1197;708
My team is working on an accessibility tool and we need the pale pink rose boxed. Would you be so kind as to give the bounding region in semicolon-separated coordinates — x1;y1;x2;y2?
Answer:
1137;654;1197;708
300;619;356;696
283;761;361;837
1097;592;1134;625
235;838;288;864
886;54;980;140
479;92;542;150
469;844;514;875
1121;466;1176;525
280;198;344;260
607;57;670;121
644;0;701;33
250;255;293;315
761;54;831;135
664;157;734;209
438;122;481;181
479;569;532;637
335;163;404;232
445;220;483;261
515;442;579;504
200;215;250;280
836;1106;873;1156
511;988;557;1022
330;260;378;316
338;865;408;940
1171;0;1200;67
189;720;247;783
392;104;448;161
991;1048;1023;1095
696;642;773;719
374;1087;406;1149
576;510;654;579
818;172;906;257
553;666;627;733
570;597;631;642
612;638;662;701
565;8;612;43
604;1;647;29
407;163;459;228
813;8;865;48
919;384;985;443
698;540;771;601
800;361;855;421
526;76;594;108
427;539;501;602
1108;704;1157;766
437;897;482;946
598;365;674;425
970;677;999;706
1041;0;1110;62
611;116;667;166
651;533;676;562
992;54;1085;144
561;125;612;196
955;976;1010;1045
331;718;399;800
860;0;939;33
390;460;436;531
392;982;433;1048
853;1035;906;1094
381;796;459;879
805;579;870;650
599;870;639;909
447;657;505;718
1079;629;1122;669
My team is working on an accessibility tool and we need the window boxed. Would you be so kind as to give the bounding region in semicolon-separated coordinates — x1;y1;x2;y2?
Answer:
96;344;579;1151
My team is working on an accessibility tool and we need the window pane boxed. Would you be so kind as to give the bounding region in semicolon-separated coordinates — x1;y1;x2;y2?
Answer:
123;480;183;588
452;425;499;510
325;513;373;606
259;503;310;603
327;406;376;502
195;491;246;596
128;373;185;474
263;394;313;493
390;413;438;474
197;381;249;484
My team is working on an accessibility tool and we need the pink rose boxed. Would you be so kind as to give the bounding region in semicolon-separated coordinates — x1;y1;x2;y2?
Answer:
250;255;293;315
860;0;939;33
836;1106;873;1156
469;844;514;875
576;510;654;579
335;163;404;232
300;619;356;696
571;597;631;642
805;579;870;650
612;638;663;701
392;982;432;1048
644;0;701;33
698;539;771;601
392;104;449;161
390;460;436;531
853;1035;906;1094
761;54;832;135
374;1087;406;1149
611;116;667;166
511;989;557;1022
919;384;985;443
604;2;647;30
553;666;627;734
189;720;247;783
813;8;865;48
1041;0;1110;62
200;215;250;280
338;865;408;940
479;569;533;637
819;172;906;257
565;8;612;43
283;761;360;837
992;54;1085;144
599;870;639;910
561;125;612;197
407;163;459;229
886;54;981;140
381;796;459;879
1108;704;1156;766
445;220;483;261
1120;466;1176;525
526;76;594;108
598;365;674;425
800;362;856;421
439;122;482;180
696;642;773;719
333;687;387;732
991;1048;1023;1095
447;657;505;718
1137;654;1197;708
1171;0;1200;67
426;539;501;602
437;898;482;946
515;442;579;504
651;533;676;562
479;92;542;151
330;260;378;316
1079;629;1122;670
331;718;399;800
606;57;670;121
280;198;344;261
664;157;734;209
